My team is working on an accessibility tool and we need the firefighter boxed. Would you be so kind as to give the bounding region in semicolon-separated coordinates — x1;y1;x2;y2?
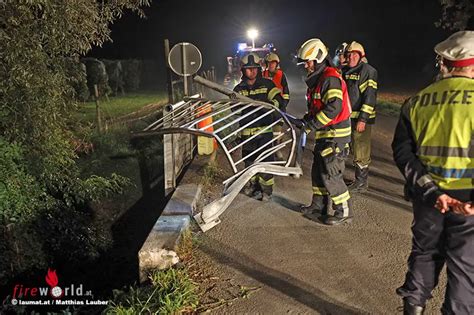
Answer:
333;42;348;69
263;52;290;159
392;30;474;314
234;52;286;201
297;38;353;225
263;52;290;105
342;41;378;193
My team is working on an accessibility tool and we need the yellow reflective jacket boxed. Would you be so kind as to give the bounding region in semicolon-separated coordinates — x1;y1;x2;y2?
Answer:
392;76;473;203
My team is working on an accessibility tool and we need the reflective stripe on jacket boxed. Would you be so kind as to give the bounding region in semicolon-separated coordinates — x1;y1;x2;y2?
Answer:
307;67;352;125
262;69;290;106
233;76;285;129
392;76;474;200
343;62;378;124
306;67;352;145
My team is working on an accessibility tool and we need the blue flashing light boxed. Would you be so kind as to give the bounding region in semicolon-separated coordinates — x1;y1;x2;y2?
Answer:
237;43;248;51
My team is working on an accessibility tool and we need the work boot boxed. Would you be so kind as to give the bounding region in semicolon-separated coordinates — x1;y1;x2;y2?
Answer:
300;195;329;215
403;299;425;315
261;192;273;202
348;166;369;193
324;198;353;225
324;215;353;225
242;181;258;197
252;190;273;202
252;190;263;200
343;177;354;185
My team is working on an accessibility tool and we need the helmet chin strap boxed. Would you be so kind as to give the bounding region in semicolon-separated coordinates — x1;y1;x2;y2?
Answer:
313;60;327;72
305;61;326;87
241;68;262;81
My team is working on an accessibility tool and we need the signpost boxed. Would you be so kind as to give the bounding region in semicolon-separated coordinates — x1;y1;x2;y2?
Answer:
168;42;202;96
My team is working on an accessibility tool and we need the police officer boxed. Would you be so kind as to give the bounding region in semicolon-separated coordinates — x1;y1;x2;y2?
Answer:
342;41;378;193
234;53;285;201
263;52;290;159
297;38;353;225
392;31;474;315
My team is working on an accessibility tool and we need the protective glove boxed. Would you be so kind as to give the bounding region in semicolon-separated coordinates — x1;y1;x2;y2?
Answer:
302;113;316;134
324;154;341;177
302;113;313;124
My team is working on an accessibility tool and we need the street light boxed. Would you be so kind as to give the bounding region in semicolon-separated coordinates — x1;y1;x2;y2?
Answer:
247;28;258;48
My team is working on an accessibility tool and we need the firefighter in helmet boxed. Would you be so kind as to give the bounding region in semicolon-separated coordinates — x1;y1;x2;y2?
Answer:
233;53;285;201
263;52;290;159
297;38;353;225
263;52;290;106
333;42;348;69
393;31;474;315
342;41;378;193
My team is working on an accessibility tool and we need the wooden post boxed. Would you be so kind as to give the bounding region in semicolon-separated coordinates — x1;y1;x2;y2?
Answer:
164;39;174;104
211;66;216;82
94;84;102;134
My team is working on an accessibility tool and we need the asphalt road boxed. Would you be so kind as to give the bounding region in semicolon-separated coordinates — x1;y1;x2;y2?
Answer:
196;77;446;314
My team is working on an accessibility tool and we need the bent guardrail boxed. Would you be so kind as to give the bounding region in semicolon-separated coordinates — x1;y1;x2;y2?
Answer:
132;77;306;231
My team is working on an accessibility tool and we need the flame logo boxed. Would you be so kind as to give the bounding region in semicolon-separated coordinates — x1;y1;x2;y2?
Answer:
45;268;59;288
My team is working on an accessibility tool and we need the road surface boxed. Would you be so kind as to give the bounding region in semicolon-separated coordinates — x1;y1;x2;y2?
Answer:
195;76;445;314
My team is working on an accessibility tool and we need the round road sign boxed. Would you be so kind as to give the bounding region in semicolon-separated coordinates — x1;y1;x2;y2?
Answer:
168;42;202;76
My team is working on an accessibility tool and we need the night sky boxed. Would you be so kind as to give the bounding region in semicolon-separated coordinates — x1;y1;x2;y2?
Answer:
89;0;469;91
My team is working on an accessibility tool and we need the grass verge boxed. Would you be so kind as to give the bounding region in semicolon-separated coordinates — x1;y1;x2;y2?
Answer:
201;157;219;188
376;92;408;117
105;229;200;314
105;267;199;314
76;91;167;123
377;100;401;117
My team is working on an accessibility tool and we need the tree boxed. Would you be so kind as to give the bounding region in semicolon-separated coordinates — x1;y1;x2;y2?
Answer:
0;0;150;283
437;0;474;30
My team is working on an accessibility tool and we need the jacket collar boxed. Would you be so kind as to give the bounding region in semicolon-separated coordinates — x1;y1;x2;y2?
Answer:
344;62;364;75
305;64;327;88
240;75;265;88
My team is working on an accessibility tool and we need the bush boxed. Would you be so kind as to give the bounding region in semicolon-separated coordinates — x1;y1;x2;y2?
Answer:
0;137;131;285
36;203;114;265
103;59;125;96
0;222;47;285
122;59;142;92
0;1;150;285
82;57;112;99
0;139;45;225
66;58;90;101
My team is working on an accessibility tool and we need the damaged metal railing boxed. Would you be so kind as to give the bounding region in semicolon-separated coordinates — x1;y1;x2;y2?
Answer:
132;76;305;232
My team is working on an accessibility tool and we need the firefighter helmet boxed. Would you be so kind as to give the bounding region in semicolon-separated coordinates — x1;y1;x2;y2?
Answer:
241;53;261;69
434;31;474;67
346;41;365;57
297;38;328;64
265;52;280;63
335;42;348;56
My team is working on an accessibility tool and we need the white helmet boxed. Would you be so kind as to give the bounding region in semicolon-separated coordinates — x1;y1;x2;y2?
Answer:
240;52;261;69
346;41;366;58
434;31;474;68
265;52;280;63
297;38;328;64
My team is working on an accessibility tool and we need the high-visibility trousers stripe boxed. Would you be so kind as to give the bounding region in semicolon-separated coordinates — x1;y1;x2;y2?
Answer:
259;177;274;186
331;190;350;205
312;186;329;195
